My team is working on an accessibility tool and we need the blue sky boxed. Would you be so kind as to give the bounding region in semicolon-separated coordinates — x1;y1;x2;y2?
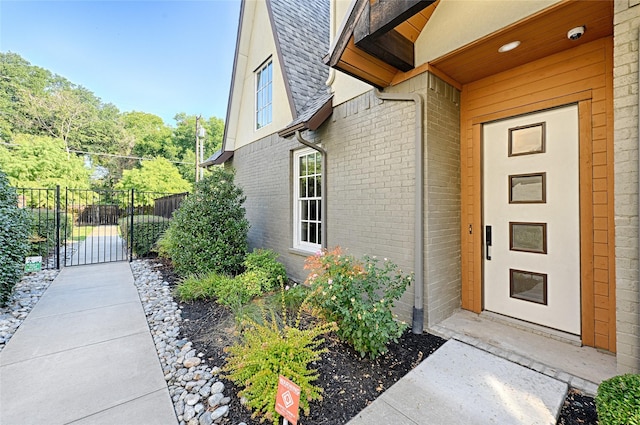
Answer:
0;0;241;126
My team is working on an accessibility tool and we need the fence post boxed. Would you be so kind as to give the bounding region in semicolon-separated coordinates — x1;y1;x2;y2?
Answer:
129;189;134;262
55;185;61;270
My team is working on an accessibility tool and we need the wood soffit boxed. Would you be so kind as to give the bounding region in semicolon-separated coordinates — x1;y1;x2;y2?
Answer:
429;0;613;85
328;0;612;89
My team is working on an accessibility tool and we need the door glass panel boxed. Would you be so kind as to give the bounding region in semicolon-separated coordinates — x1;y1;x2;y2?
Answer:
509;122;546;156
510;269;547;305
509;222;547;254
509;173;546;203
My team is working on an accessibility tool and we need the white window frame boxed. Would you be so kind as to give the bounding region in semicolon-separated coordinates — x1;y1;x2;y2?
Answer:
293;147;322;252
255;59;272;130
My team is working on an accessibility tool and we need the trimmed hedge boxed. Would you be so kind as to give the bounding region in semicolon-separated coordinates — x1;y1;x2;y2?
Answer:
119;215;170;257
0;171;32;305
29;209;73;257
596;374;640;425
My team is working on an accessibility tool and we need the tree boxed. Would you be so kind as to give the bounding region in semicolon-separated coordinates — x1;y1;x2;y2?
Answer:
172;113;223;157
20;87;95;153
0;52;52;141
0;134;91;191
114;157;192;206
123;111;178;160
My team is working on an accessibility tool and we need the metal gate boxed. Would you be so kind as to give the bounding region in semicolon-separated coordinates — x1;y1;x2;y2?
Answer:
16;186;187;269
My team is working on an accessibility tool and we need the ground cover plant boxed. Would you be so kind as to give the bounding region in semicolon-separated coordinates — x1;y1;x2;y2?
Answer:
0;170;32;305
175;249;288;312
596;373;640;425
223;287;337;423
305;247;411;358
161;168;248;276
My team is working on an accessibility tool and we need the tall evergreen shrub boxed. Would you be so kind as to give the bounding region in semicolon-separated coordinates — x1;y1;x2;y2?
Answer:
163;168;249;276
0;171;32;305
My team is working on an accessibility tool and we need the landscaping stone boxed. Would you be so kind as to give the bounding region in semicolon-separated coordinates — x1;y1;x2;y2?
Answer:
0;269;59;352
130;260;243;425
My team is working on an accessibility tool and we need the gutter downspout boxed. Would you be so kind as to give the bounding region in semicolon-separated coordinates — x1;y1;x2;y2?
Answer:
374;89;424;335
296;130;328;249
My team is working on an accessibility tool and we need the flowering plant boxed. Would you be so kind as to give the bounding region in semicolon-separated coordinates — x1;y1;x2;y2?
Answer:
305;247;411;358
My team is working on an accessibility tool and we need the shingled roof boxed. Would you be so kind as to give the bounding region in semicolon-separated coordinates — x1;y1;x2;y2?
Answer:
268;0;330;118
203;0;332;166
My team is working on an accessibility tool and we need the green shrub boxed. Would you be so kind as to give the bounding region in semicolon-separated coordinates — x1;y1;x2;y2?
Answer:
304;247;411;358
223;288;337;423
163;168;249;276
28;209;73;256
0;171;32;305
176;272;231;301
215;270;265;310
596;374;640;425
119;215;170;257
243;249;287;292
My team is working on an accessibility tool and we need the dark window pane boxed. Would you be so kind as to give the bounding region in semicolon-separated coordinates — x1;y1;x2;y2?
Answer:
299;178;306;198
309;222;317;243
309;154;316;175
308;177;315;197
309;199;316;220
300;156;307;177
317;200;322;220
302;200;308;220
301;222;308;242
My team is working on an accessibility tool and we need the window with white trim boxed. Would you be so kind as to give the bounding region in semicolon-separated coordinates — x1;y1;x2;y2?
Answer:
255;60;272;129
293;147;322;251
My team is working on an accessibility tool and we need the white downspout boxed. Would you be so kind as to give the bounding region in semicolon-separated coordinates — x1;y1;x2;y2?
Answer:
374;89;424;334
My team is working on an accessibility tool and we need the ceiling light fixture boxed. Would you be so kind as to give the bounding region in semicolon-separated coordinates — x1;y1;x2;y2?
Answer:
498;40;521;53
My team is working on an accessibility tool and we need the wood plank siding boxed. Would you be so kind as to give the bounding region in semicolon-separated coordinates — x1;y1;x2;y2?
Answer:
460;37;615;351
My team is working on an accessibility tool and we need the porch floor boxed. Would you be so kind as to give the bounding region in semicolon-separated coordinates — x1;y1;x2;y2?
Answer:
429;310;617;395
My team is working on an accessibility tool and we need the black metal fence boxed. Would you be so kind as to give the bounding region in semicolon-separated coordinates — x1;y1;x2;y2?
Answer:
15;186;187;269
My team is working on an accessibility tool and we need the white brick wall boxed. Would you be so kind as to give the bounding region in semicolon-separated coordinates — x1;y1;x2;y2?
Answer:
614;0;640;373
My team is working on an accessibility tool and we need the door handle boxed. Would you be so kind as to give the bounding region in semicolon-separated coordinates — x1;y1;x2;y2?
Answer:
485;225;492;260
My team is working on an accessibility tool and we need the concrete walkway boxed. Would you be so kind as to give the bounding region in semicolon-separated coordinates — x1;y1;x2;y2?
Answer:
0;262;177;425
66;225;128;266
348;339;568;425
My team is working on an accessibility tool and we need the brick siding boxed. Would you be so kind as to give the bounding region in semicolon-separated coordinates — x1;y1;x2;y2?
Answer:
614;0;640;373
230;72;461;327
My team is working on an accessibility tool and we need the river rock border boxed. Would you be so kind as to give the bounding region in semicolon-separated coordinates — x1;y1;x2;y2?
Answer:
130;260;246;425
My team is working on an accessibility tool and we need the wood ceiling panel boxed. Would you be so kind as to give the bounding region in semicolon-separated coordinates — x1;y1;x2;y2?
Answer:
430;0;612;85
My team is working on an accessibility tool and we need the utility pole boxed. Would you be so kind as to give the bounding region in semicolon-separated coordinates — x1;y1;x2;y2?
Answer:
195;115;206;183
195;116;200;183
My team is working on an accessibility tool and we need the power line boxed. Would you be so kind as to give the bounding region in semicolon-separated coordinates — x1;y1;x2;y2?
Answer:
0;142;195;165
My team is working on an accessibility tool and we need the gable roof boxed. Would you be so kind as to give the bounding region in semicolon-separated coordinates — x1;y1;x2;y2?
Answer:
203;0;331;166
268;0;330;118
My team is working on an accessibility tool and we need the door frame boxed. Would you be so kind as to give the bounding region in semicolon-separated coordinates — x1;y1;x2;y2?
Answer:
472;92;594;343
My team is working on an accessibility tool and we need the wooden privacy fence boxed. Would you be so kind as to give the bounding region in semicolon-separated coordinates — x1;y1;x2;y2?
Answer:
154;192;188;219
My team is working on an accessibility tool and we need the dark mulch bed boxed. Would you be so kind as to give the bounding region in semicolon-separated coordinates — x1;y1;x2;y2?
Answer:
558;389;599;425
152;258;598;425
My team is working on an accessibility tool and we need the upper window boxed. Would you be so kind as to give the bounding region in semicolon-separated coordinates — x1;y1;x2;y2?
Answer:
293;147;322;252
256;60;272;129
